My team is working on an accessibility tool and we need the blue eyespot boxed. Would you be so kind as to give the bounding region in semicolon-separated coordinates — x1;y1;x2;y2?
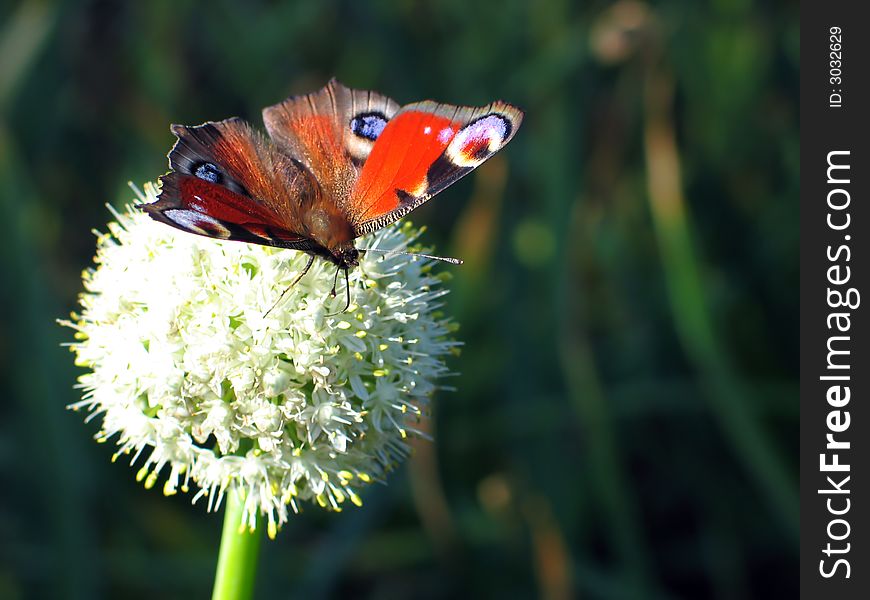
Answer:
350;112;388;141
194;162;222;183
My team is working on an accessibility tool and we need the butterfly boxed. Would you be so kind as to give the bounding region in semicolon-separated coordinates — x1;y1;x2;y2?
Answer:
141;79;522;309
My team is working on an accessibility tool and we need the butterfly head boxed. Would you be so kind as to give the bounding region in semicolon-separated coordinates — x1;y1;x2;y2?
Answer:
331;244;360;269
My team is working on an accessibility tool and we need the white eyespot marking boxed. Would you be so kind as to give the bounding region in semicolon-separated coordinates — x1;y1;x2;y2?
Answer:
445;114;511;167
438;127;454;144
345;134;375;161
346;112;390;161
424;126;432;135
409;176;429;198
165;209;231;238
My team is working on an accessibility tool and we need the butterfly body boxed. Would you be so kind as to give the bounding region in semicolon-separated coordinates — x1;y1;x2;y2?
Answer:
142;80;522;271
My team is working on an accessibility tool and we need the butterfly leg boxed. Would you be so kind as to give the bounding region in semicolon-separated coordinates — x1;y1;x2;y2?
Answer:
263;253;316;318
326;266;352;316
329;263;342;297
341;267;351;313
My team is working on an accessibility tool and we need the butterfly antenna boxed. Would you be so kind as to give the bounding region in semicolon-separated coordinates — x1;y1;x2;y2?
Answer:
359;248;464;265
263;254;315;318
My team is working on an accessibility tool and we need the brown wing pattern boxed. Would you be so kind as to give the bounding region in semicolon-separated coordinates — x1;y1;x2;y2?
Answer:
143;118;320;249
262;79;400;213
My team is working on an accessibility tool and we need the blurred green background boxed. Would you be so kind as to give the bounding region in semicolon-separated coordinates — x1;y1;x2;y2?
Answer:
0;0;798;598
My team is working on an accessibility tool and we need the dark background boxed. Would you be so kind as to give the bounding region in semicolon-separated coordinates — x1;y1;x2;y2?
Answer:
0;0;798;598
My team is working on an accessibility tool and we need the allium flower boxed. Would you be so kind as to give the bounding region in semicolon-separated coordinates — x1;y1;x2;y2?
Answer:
63;183;458;539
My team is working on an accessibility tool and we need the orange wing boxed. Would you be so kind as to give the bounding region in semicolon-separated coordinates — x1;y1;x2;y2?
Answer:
262;79;399;213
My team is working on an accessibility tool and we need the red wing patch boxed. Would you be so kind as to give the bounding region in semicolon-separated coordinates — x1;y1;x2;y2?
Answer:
348;101;523;236
350;110;458;223
143;173;309;248
178;176;286;225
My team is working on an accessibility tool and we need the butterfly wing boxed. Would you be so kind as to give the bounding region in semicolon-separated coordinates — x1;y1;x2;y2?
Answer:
143;118;320;250
262;79;400;214
148;83;523;251
346;101;523;236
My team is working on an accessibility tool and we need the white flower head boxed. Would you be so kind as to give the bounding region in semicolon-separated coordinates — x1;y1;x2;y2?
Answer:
63;183;458;539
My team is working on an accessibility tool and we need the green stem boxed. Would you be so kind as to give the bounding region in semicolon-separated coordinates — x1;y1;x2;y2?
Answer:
211;489;263;600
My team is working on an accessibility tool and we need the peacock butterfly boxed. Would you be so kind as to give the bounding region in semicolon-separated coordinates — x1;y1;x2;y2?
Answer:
141;79;523;306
